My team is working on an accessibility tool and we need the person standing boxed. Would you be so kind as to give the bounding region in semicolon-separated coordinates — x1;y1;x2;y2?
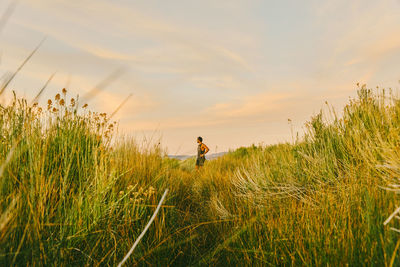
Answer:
196;136;209;170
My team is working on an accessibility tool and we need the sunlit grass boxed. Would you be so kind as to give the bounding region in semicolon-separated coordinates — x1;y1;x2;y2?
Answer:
0;85;400;266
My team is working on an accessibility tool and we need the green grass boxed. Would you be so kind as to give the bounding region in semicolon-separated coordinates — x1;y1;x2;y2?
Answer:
1;85;400;266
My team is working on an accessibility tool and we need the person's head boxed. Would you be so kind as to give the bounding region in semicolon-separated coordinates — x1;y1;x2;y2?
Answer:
197;136;203;144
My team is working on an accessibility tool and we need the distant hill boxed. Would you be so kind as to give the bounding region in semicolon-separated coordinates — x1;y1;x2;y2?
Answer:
168;152;227;161
168;155;193;161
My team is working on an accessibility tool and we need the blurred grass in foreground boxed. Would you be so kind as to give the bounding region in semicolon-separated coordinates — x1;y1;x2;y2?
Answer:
1;85;400;266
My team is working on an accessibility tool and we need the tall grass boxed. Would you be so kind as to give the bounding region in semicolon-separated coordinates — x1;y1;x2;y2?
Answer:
0;85;400;266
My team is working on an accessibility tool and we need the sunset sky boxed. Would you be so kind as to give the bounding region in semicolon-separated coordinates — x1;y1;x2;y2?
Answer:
1;0;400;155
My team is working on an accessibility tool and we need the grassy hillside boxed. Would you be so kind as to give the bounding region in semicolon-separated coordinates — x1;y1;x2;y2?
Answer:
1;86;400;266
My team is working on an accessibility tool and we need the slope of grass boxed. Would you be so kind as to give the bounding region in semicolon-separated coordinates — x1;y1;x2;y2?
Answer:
1;86;400;266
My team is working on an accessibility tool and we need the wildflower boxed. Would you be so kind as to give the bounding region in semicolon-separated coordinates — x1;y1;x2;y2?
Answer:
59;99;65;106
127;184;133;190
55;94;61;100
119;191;124;195
62;88;67;94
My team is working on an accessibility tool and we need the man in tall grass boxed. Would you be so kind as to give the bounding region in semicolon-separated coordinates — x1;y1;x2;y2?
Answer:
196;136;209;169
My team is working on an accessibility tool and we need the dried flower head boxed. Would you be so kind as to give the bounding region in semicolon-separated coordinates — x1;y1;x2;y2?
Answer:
55;94;61;100
62;88;67;94
52;107;58;112
70;98;75;107
59;99;65;106
48;99;52;105
82;104;88;108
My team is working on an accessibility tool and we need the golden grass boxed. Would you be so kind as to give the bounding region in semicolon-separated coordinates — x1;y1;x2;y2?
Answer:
0;85;399;266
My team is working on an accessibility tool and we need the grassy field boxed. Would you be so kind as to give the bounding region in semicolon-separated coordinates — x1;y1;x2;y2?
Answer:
1;85;400;266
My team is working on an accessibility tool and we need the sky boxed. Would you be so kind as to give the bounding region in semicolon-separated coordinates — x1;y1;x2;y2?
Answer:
0;0;400;155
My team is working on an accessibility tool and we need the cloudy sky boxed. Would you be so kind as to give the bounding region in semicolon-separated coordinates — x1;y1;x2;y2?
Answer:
0;0;400;155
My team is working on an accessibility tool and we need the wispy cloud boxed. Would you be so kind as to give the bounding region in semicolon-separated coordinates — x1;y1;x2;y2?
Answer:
2;0;400;152
204;91;295;118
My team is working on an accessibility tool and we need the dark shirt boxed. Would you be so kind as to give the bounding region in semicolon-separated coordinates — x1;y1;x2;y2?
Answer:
197;143;205;159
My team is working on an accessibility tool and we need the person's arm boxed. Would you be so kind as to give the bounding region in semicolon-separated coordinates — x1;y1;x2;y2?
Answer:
201;144;209;156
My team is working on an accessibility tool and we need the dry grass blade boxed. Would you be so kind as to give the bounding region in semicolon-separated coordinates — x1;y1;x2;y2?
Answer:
80;67;125;105
117;189;169;267
31;71;57;104
0;37;46;95
384;207;400;225
389;239;400;267
0;0;18;35
110;93;132;119
0;141;18;178
0;197;17;234
10;216;28;265
199;216;258;265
